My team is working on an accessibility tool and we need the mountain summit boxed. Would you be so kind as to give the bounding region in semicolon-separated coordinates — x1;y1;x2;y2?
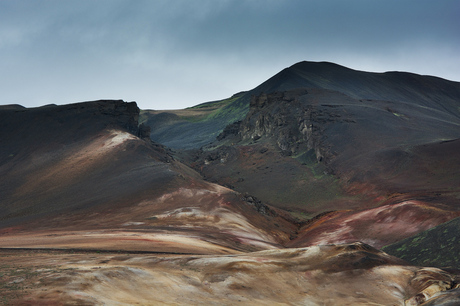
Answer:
143;61;460;149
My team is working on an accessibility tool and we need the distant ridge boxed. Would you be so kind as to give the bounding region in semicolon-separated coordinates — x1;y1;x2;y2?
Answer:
144;61;460;149
0;104;25;110
252;61;460;108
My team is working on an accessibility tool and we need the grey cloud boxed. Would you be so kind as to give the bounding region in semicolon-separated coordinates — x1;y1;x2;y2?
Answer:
0;0;459;109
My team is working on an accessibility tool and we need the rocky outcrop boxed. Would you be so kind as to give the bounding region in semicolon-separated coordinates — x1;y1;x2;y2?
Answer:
216;121;241;141
218;88;345;163
241;194;273;216
92;100;150;138
404;268;459;305
38;99;149;139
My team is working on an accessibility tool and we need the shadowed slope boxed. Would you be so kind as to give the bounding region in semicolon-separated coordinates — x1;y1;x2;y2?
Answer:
0;101;296;254
141;93;247;149
143;61;460;150
0;101;173;224
186;67;460;253
382;217;460;269
194;87;460;209
1;62;460;304
261;61;460;109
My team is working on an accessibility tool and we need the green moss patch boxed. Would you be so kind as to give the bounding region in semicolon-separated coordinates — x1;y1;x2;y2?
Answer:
382;217;460;269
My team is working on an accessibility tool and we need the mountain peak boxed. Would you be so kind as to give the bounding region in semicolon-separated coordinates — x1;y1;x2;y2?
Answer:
288;60;353;71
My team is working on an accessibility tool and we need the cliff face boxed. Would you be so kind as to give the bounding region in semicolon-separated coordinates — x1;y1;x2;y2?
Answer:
189;82;460;259
58;100;150;138
215;84;460;189
0;100;143;145
235;88;345;163
93;100;140;133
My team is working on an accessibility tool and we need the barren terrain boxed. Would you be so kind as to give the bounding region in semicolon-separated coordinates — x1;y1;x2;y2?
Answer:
1;62;460;304
2;243;459;305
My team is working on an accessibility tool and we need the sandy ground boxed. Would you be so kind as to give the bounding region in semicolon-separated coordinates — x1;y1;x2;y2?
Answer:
1;243;458;305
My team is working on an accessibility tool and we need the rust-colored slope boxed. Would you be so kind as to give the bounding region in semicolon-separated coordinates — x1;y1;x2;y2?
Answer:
288;201;460;249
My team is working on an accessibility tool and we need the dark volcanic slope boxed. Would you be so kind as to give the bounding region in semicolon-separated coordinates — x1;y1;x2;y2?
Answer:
257;61;460;111
143;61;460;150
1;63;460;304
382;217;460;269
181;63;460;259
142;93;248;149
0;101;173;224
0;101;297;254
195;87;460;209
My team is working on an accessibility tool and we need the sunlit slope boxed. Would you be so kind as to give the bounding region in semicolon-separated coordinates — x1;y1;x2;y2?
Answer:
0;101;174;224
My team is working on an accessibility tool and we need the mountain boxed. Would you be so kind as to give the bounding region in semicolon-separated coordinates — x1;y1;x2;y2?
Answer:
143;61;460;149
178;62;460;253
1;61;460;304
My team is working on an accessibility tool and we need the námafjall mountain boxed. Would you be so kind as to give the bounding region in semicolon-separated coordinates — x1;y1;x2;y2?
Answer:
1;61;459;305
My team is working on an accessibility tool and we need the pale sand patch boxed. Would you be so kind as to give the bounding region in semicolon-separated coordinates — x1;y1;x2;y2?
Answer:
151;205;279;248
0;230;240;254
73;129;137;160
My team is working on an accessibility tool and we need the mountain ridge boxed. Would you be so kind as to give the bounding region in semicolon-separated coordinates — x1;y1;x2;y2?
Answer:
143;61;460;149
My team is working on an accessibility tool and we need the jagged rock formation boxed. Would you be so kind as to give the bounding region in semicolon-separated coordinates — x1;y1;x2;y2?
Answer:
218;88;343;162
143;61;460;150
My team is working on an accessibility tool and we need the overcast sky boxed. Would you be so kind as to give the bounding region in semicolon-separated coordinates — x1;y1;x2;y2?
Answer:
1;0;459;110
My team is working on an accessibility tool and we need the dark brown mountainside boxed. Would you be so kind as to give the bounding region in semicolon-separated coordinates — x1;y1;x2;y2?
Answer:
171;62;460;272
1;62;460;305
188;87;460;255
0;101;296;254
203;87;460;204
